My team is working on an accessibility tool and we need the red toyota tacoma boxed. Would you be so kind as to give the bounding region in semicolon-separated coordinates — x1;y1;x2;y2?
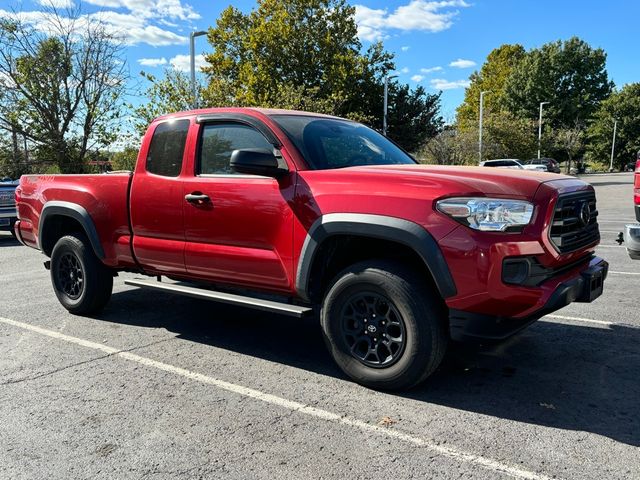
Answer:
14;108;608;390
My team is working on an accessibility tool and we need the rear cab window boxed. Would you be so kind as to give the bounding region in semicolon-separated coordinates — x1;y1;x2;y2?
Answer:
146;119;190;177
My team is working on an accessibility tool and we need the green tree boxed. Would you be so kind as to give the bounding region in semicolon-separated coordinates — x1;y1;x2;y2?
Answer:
456;44;526;129
505;37;613;128
110;146;138;171
386;85;444;153
554;122;584;173
131;70;202;136
0;7;127;173
586;83;640;171
202;0;393;121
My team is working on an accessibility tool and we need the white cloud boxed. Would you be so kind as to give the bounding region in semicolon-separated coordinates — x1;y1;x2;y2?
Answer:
401;46;410;52
84;0;200;21
355;0;470;41
449;58;476;68
0;8;188;46
138;57;168;67
36;0;74;8
420;66;443;73
430;78;470;90
169;53;206;72
400;67;410;74
411;74;424;82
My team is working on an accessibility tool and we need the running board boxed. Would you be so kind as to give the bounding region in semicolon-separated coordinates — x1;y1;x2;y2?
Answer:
124;279;313;318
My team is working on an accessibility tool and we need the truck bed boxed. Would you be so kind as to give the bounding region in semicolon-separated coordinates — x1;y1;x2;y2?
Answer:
15;173;135;268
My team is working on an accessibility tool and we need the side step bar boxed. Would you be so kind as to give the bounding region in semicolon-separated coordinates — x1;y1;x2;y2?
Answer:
124;278;313;318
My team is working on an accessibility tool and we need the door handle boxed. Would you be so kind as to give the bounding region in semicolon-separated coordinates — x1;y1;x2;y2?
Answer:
185;193;211;205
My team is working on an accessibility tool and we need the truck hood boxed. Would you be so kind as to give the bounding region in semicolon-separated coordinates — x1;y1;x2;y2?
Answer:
341;164;574;199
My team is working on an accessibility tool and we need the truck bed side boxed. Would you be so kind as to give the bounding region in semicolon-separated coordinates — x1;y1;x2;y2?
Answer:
15;173;135;268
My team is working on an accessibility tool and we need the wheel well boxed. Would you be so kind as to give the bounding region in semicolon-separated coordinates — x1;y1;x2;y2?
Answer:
306;235;442;304
41;215;86;257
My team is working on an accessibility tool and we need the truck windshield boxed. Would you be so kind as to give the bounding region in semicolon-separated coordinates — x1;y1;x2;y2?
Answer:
271;115;416;170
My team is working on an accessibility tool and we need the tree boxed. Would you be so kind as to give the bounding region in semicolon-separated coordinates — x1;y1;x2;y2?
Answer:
386;85;444;152
554;122;584;173
0;6;127;173
456;44;526;129
110;146;138;171
420;126;476;165
202;0;393;122
131;70;202;136
505;37;613;128
586;83;640;170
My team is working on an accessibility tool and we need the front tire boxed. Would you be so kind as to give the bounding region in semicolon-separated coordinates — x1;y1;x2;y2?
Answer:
321;260;447;391
50;233;113;315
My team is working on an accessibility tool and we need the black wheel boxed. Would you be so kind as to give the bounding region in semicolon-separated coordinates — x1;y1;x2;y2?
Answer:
50;233;113;315
320;260;447;390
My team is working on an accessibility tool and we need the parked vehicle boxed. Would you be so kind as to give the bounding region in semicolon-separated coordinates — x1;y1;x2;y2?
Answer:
623;156;640;259
479;159;524;169
14;108;608;390
0;179;18;238
523;158;561;173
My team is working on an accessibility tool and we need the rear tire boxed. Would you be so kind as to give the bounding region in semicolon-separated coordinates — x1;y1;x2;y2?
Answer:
320;260;447;391
50;233;113;315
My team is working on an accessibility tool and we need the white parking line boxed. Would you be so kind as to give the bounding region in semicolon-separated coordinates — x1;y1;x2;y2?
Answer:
543;314;614;327
0;316;553;480
610;271;640;275
596;245;624;248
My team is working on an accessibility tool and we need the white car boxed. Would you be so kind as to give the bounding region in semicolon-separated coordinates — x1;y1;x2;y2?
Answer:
480;159;547;171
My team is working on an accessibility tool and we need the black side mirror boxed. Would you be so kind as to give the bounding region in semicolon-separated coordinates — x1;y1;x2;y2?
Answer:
230;148;288;177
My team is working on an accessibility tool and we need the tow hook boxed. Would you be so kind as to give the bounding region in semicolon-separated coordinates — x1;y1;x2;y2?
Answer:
616;232;624;245
44;260;51;270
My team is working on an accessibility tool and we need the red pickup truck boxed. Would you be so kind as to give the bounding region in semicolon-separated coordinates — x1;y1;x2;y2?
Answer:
14;108;608;390
623;154;640;259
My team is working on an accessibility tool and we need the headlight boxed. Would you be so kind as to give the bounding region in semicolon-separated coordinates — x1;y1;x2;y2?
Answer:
436;197;534;232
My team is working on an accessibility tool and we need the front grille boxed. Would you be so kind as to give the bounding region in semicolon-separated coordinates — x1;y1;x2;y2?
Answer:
0;190;15;208
549;191;599;253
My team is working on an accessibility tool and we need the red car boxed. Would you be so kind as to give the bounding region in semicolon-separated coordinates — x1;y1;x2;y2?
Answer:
14;108;608;390
623;154;640;259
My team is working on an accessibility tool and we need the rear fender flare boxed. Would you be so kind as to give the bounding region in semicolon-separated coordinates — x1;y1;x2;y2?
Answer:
39;201;105;259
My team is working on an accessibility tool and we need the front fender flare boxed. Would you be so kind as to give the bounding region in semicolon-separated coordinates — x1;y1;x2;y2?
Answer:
295;213;456;301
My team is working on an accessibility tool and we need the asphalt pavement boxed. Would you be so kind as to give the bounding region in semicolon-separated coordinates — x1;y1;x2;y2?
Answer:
0;172;638;480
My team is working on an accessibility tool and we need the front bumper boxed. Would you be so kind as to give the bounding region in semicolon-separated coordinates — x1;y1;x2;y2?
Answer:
624;224;640;260
449;256;608;341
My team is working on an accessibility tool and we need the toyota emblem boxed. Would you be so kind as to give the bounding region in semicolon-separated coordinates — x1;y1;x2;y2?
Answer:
579;201;591;226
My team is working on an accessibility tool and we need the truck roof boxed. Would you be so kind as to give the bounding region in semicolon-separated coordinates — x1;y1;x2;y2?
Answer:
153;107;343;123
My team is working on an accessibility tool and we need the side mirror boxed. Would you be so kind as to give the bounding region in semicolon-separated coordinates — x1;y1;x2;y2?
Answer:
230;148;288;177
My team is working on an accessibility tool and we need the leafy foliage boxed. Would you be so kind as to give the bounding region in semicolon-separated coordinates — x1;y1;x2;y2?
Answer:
0;8;127;173
131;70;202;136
586;83;640;170
110;146;138;171
505;37;613;127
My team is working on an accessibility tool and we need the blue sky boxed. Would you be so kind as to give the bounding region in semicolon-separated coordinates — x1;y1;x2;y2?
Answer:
2;0;639;119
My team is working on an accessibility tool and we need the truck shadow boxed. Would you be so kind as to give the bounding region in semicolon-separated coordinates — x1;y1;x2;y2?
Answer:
0;235;20;247
103;288;639;447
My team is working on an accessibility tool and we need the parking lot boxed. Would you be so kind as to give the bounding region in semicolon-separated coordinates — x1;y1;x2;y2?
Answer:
0;172;638;480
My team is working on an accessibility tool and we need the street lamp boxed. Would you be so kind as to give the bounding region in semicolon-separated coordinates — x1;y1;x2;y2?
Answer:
478;91;489;164
383;74;398;136
190;30;207;109
609;118;618;172
537;101;550;159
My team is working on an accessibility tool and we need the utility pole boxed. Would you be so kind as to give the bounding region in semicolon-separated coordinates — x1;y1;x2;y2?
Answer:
538;101;550;159
189;30;207;109
609;119;618;172
478;91;489;164
383;74;398;136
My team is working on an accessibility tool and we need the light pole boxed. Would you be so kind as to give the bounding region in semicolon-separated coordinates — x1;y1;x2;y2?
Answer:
538;101;550;159
609;118;618;172
190;30;207;109
383;74;398;136
478;91;489;164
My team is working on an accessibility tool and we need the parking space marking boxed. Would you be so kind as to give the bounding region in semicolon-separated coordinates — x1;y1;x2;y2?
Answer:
609;271;640;275
596;245;624;248
543;314;613;327
0;315;553;480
